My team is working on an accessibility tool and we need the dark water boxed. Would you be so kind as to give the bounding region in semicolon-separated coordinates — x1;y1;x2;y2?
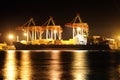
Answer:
0;50;119;80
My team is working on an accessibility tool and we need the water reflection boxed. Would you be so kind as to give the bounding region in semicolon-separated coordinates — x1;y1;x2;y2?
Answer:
59;51;74;79
72;50;89;80
87;50;120;80
1;50;119;80
3;50;18;80
20;50;32;80
49;50;61;80
108;53;120;80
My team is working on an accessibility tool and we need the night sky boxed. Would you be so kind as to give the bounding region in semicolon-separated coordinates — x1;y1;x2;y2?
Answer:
0;0;120;40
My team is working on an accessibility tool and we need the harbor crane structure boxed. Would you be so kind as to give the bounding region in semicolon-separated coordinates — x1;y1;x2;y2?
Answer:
65;14;89;45
16;17;62;44
16;14;88;45
16;18;44;42
41;16;62;40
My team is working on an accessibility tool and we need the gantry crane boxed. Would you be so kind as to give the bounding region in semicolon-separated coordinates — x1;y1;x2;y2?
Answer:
16;18;44;42
65;14;89;45
41;16;63;40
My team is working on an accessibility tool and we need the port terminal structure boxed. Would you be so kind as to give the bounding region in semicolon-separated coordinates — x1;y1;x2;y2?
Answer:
16;14;89;45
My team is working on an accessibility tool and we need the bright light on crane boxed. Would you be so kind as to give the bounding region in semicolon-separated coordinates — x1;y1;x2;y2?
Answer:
8;34;14;40
24;32;28;36
54;30;57;33
77;27;81;31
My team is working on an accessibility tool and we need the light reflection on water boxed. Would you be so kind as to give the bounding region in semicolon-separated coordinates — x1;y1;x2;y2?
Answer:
20;50;32;80
1;50;120;80
3;50;18;80
49;50;61;80
72;51;89;80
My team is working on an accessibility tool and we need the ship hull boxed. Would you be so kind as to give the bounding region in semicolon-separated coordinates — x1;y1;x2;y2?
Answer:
13;42;110;50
